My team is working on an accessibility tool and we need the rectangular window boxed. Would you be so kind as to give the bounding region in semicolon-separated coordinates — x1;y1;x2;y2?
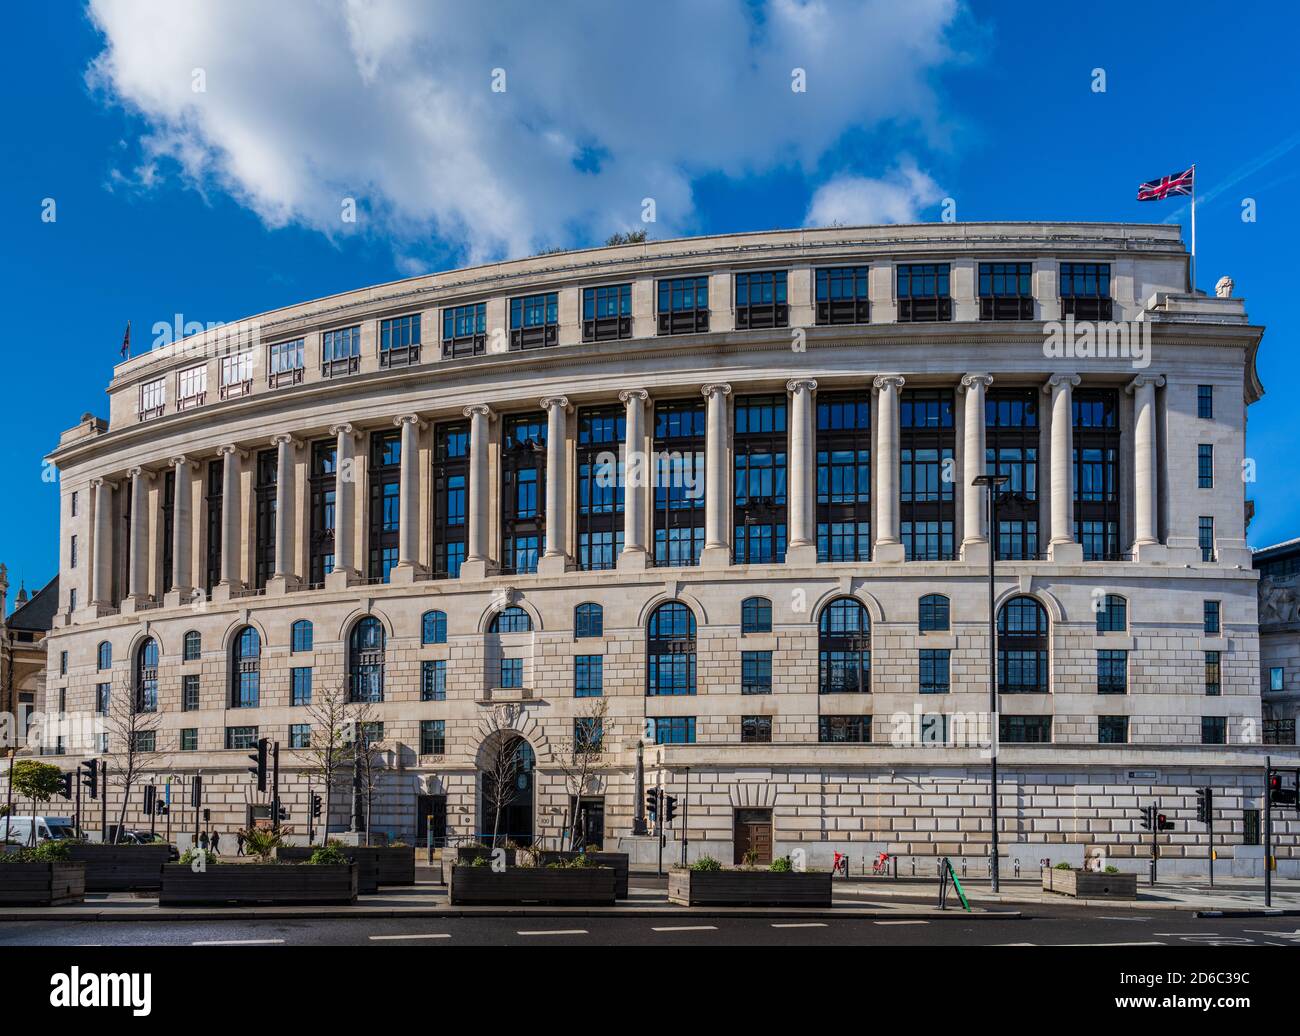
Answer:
657;277;709;335
978;262;1034;320
576;406;625;571
289;724;311;749
499;657;524;689
60;651;67;676
741;651;772;695
1095;595;1126;632
900;389;955;560
574;655;603;697
205;458;225;591
919;649;950;693
70;534;77;569
1201;715;1226;744
420;719;446;756
647;716;696;744
70;490;78;518
741;715;772;743
1270;666;1285;692
1205;651;1221;696
322;325;362;377
253;447;277;590
180;728;198;752
986;387;1039;559
1198;444;1214;488
421;660;447;702
226;726;257;750
267;338;305;387
818;715;871;743
177;363;208;407
1073;388;1120;560
379;313;421;367
1199;516;1216;562
896;263;951;322
291;667;313;706
368;430;401;583
139;377;165;421
96;682;111;715
309;439;336;585
442;303;487;358
734;395;787;564
816;392;872;562
501;413;547;575
652;400;706;567
1098;715;1128;744
582;284;632;342
1097;650;1128;694
182;674;200;712
575;717;603;753
509;292;559;350
1244;809;1261;846
1197;384;1214;420
1059;262;1112;320
1204;600;1221;634
734;270;788;329
815;266;870;325
432;421;469;579
219;351;255;399
161;470;174;595
999;715;1052;743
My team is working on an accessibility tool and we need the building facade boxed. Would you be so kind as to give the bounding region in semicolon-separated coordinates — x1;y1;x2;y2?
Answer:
39;222;1299;874
1256;538;1300;747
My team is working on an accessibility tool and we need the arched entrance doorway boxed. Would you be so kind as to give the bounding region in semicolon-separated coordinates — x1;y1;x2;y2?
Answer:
480;736;535;846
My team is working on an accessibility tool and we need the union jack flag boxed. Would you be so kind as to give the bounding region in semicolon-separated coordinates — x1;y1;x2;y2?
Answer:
1137;166;1194;201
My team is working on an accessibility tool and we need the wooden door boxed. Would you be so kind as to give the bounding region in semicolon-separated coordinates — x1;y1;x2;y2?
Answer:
734;808;773;865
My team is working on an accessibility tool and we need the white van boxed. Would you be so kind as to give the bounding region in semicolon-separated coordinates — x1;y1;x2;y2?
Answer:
1;816;77;845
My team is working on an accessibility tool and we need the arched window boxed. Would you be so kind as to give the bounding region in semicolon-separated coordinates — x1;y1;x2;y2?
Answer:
819;598;870;693
574;603;603;639
96;641;112;671
647;602;696;696
230;626;261;708
182;630;201;661
490;606;532;634
350;616;386;702
135;638;158;713
741;596;772;634
1095;594;1127;633
918;594;950;632
421;610;448;645
998;596;1049;693
291;619;314;653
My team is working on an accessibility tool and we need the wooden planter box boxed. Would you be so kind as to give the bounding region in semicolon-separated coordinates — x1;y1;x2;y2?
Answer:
1041;867;1138;900
538;852;630;899
65;844;171;892
275;847;384;893
668;869;833;907
449;865;616;905
159;863;357;905
442;847;516;886
0;862;86;905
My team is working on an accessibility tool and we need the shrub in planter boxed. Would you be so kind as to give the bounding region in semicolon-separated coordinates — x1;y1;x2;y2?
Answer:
689;855;723;872
669;857;832;907
770;856;793;873
0;841;85;905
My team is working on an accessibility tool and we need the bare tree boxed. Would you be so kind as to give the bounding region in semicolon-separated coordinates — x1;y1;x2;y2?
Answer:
477;705;525;849
348;698;381;846
554;697;610;851
103;672;161;844
297;678;350;845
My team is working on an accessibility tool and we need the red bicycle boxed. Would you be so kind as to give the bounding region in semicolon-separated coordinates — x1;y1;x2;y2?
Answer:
872;851;891;876
831;852;849;877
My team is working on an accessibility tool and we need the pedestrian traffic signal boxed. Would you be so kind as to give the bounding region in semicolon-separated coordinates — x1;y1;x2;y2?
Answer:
79;759;98;800
1268;769;1298;808
156;802;169;817
1195;787;1213;825
142;785;156;814
203;808;211;823
311;794;322;819
663;795;678;824
644;789;659;822
58;772;73;801
1157;813;1174;831
247;737;269;791
278;805;289;822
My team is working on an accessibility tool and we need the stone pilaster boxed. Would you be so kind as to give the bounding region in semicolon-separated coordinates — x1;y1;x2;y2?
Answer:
872;374;906;563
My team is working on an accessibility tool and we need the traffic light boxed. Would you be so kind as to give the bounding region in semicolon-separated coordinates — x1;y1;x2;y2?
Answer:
79;759;98;800
142;785;156;814
1139;805;1154;831
644;789;659;822
1157;813;1174;831
278;805;289;822
203;808;211;823
156;802;169;817
1196;787;1213;825
58;772;73;801
311;794;323;819
190;774;202;808
663;795;679;824
247;737;268;791
1268;769;1298;808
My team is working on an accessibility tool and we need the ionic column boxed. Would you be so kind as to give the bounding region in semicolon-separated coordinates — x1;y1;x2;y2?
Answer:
539;396;570;575
872;374;906;563
1045;373;1082;562
1127;373;1166;560
619;389;649;570
216;445;244;592
461;405;494;579
169;457;193;600
701;382;732;567
90;478;113;607
391;415;426;582
786;378;818;564
327;424;357;587
269;435;298;589
960;373;993;562
126;466;152;604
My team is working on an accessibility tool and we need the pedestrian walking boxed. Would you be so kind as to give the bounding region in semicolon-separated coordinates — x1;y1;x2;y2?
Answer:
236;830;246;856
198;831;209;852
210;830;221;855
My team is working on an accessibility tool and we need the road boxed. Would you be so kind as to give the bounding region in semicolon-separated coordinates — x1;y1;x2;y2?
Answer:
2;900;1297;947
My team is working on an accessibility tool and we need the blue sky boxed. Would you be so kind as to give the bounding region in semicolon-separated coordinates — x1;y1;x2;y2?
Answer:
2;0;1298;595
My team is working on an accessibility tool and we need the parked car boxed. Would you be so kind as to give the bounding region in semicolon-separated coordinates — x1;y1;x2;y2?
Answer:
121;831;181;861
1;816;77;845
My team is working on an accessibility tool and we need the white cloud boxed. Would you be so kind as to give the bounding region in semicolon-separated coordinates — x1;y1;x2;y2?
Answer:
86;0;963;263
804;162;945;227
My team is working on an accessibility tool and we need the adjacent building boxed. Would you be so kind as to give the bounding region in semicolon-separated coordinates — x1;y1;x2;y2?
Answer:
1256;538;1300;747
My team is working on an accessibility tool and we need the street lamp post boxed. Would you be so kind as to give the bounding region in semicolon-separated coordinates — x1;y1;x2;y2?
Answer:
972;472;1010;892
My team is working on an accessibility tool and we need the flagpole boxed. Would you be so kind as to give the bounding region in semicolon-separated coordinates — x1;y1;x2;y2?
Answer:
1190;165;1197;293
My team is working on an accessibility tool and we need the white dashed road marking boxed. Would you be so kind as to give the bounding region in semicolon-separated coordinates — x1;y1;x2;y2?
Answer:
771;922;828;929
875;920;929;926
369;933;452;941
516;929;588;936
191;939;285;946
651;925;718;932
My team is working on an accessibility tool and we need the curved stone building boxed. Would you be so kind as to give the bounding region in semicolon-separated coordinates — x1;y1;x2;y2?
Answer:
39;222;1298;873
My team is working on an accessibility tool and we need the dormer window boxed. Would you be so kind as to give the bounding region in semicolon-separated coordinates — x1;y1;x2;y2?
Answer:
268;338;305;387
219;351;255;399
176;364;207;409
139;377;165;422
322;324;361;377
